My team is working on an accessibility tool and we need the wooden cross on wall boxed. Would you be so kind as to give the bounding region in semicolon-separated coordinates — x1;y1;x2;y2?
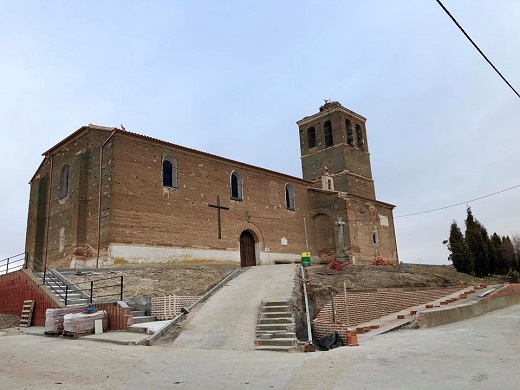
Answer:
208;195;229;239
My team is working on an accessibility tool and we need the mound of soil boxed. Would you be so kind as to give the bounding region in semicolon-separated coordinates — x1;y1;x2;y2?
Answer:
0;314;20;330
305;263;504;313
65;264;236;300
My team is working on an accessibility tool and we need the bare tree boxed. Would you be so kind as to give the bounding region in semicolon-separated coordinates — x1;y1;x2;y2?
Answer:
512;234;520;257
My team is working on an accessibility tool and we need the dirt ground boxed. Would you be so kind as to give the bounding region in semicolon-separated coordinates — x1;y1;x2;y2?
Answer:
65;264;237;300
305;263;505;312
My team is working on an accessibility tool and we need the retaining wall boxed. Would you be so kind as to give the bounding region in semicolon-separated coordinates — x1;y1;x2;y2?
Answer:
415;284;520;328
0;270;60;326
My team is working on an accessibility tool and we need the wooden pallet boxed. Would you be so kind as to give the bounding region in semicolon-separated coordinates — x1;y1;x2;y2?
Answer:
20;300;35;327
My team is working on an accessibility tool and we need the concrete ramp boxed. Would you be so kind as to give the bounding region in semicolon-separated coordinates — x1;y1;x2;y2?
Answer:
173;264;297;351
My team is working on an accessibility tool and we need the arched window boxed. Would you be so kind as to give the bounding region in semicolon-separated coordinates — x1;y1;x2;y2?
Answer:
307;127;316;149
356;124;364;150
162;154;178;188
324;121;333;147
59;165;69;199
285;184;295;210
231;171;243;200
327;178;334;191
346;119;354;147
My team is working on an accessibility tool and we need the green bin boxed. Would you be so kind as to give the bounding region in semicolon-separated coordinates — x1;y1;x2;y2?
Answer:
301;252;311;267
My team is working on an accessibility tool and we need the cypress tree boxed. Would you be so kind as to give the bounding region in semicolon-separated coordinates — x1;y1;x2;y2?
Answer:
447;220;472;274
465;207;490;277
491;233;507;274
501;236;517;272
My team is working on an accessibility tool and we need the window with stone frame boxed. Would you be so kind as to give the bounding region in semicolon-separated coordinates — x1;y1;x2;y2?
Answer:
285;184;295;210
346;119;354;147
230;171;243;201
307;127;316;149
324;121;333;147
372;231;379;245
162;154;178;188
356;124;364;150
59;164;69;199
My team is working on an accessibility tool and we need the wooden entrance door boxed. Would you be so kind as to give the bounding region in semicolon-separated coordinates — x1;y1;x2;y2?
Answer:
240;231;256;267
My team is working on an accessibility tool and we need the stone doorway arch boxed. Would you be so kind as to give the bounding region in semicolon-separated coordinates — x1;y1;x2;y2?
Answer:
240;230;257;267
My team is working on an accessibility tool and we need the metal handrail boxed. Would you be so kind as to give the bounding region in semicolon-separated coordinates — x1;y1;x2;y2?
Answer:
22;252;124;305
301;265;313;346
63;275;124;304
0;253;26;275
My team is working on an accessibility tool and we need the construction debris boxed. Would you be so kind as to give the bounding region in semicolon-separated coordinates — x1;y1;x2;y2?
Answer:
372;256;397;267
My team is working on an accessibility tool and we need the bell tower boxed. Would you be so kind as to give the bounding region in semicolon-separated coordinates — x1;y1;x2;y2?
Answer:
297;101;376;199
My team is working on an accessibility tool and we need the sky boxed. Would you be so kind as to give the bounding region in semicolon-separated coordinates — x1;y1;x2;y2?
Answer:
1;1;519;265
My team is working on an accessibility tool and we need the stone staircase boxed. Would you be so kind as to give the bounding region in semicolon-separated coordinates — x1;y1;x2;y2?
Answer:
35;271;89;306
254;301;298;352
127;306;157;334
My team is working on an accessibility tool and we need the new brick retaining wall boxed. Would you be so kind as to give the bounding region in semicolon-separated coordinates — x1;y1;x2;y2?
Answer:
0;270;60;326
313;287;462;344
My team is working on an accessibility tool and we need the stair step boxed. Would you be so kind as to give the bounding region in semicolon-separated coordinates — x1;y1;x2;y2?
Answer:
262;306;290;312
130;310;145;317
255;346;294;352
133;316;156;324
261;312;293;318
259;318;293;325
256;331;296;338
255;338;297;347
263;301;290;306
256;324;295;332
66;299;89;305
127;326;148;334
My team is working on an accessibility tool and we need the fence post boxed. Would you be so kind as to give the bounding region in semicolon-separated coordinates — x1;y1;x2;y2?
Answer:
120;276;124;301
90;281;94;304
65;285;68;306
43;267;47;285
6;257;9;274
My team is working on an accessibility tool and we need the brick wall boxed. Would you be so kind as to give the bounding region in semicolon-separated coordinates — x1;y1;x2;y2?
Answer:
109;132;312;261
89;302;133;331
0;270;60;326
313;287;463;330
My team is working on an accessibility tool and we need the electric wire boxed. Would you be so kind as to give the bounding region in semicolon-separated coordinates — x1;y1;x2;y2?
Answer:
435;0;520;99
394;183;520;218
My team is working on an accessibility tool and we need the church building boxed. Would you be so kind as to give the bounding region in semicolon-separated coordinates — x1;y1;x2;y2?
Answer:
25;102;398;268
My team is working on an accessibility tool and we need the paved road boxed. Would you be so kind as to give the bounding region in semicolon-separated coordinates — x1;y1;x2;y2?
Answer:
0;303;519;389
174;264;297;350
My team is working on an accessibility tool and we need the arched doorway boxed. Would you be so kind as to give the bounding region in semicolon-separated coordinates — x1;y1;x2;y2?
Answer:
240;230;257;267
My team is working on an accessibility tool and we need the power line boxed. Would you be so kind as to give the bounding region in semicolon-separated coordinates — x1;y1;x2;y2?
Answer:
435;0;520;99
395;184;520;218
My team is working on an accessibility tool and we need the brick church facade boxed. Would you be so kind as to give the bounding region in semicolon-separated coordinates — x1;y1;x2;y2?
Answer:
25;102;398;268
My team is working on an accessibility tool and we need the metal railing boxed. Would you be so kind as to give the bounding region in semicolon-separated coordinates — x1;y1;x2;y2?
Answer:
6;252;125;306
301;265;313;346
66;275;124;305
0;252;26;275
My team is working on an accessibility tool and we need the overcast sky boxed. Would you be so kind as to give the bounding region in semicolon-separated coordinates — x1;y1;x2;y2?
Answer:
1;1;519;265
